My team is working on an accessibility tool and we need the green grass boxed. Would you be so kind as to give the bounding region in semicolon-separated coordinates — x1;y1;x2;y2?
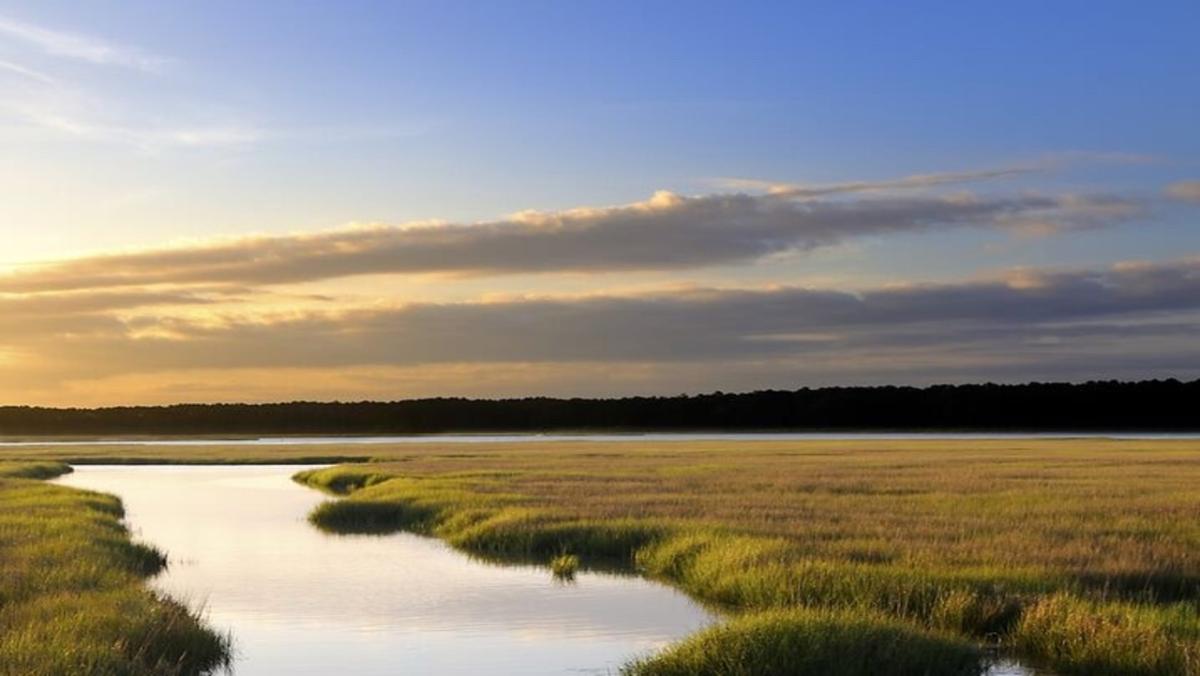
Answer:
0;461;73;480
0;461;230;675
289;439;1200;675
9;438;1200;674
1012;594;1200;675
293;466;393;494
622;608;982;676
550;553;580;580
1;441;373;466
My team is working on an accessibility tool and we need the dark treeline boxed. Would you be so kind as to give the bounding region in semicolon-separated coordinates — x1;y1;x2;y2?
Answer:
0;379;1197;436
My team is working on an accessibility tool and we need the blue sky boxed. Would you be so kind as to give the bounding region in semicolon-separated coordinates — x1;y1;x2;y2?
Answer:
0;1;1198;404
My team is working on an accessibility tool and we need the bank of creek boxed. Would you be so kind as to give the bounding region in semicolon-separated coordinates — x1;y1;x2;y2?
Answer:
55;463;1045;675
56;465;714;675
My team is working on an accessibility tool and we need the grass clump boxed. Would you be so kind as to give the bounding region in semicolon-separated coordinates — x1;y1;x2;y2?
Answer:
623;608;982;676
0;462;230;675
550;554;580;580
446;510;668;562
0;461;71;480
1012;593;1200;675
307;497;436;534
0;590;230;676
293;466;394;495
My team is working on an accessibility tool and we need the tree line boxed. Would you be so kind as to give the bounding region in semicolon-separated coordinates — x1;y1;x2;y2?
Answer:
0;379;1196;436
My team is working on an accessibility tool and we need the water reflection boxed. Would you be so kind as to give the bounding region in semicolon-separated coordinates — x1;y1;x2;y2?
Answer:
984;659;1053;675
57;465;715;676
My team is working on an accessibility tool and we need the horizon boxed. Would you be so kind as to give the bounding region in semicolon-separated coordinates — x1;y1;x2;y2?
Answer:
2;1;1199;406
1;376;1198;411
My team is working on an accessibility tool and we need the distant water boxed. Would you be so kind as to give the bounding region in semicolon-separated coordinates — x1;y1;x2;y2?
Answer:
56;465;715;676
7;431;1200;446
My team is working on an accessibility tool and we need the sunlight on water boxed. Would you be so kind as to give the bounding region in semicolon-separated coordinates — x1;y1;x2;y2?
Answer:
57;466;715;676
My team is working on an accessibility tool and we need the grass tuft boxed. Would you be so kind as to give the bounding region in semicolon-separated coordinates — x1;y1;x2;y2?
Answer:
1012;593;1200;675
622;608;983;676
550;554;580;580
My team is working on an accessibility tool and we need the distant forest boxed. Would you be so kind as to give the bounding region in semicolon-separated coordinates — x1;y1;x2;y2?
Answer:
0;379;1197;436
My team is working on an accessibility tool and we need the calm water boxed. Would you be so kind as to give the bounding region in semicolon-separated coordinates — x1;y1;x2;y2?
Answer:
56;465;715;675
10;431;1200;446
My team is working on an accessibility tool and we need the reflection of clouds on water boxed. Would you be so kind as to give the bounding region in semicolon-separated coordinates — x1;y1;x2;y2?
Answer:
56;465;714;676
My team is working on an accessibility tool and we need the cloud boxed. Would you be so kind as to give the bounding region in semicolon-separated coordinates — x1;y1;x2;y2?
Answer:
3;257;1198;392
0;182;1142;292
0;58;57;85
713;153;1159;197
1165;180;1200;203
0;14;166;71
713;166;1037;197
114;256;1200;366
0;16;266;151
0;288;216;318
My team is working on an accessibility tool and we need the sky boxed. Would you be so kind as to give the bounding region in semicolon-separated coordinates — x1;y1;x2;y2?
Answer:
0;1;1198;406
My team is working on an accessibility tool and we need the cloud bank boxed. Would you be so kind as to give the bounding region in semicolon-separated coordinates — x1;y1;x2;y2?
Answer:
0;162;1189;404
0;182;1140;293
87;256;1200;367
2;257;1198;404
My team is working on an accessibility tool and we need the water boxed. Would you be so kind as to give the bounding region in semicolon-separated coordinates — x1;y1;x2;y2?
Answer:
56;465;714;675
986;660;1041;675
10;431;1200;446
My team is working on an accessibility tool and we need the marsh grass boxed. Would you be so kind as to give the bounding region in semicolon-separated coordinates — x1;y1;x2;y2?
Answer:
291;439;1200;675
1013;594;1200;675
293;466;393;495
622;607;982;676
0;460;73;480
550;553;580;580
0;461;230;675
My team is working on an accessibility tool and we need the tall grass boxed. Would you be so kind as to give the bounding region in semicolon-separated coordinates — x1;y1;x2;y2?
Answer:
1012;594;1200;675
0;460;72;480
550;554;580;580
622;608;982;676
292;439;1200;675
0;461;230;675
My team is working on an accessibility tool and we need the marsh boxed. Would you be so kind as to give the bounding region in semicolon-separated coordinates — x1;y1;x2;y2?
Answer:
55;465;714;675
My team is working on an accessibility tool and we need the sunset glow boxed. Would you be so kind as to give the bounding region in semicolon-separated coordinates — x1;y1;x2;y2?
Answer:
1;2;1197;405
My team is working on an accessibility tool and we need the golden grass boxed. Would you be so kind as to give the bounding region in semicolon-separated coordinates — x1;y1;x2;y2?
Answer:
8;437;1200;673
288;438;1200;674
550;553;580;580
0;461;229;675
622;607;983;676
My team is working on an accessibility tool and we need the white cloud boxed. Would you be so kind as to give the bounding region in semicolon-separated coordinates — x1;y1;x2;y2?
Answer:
0;14;166;71
0;58;57;85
